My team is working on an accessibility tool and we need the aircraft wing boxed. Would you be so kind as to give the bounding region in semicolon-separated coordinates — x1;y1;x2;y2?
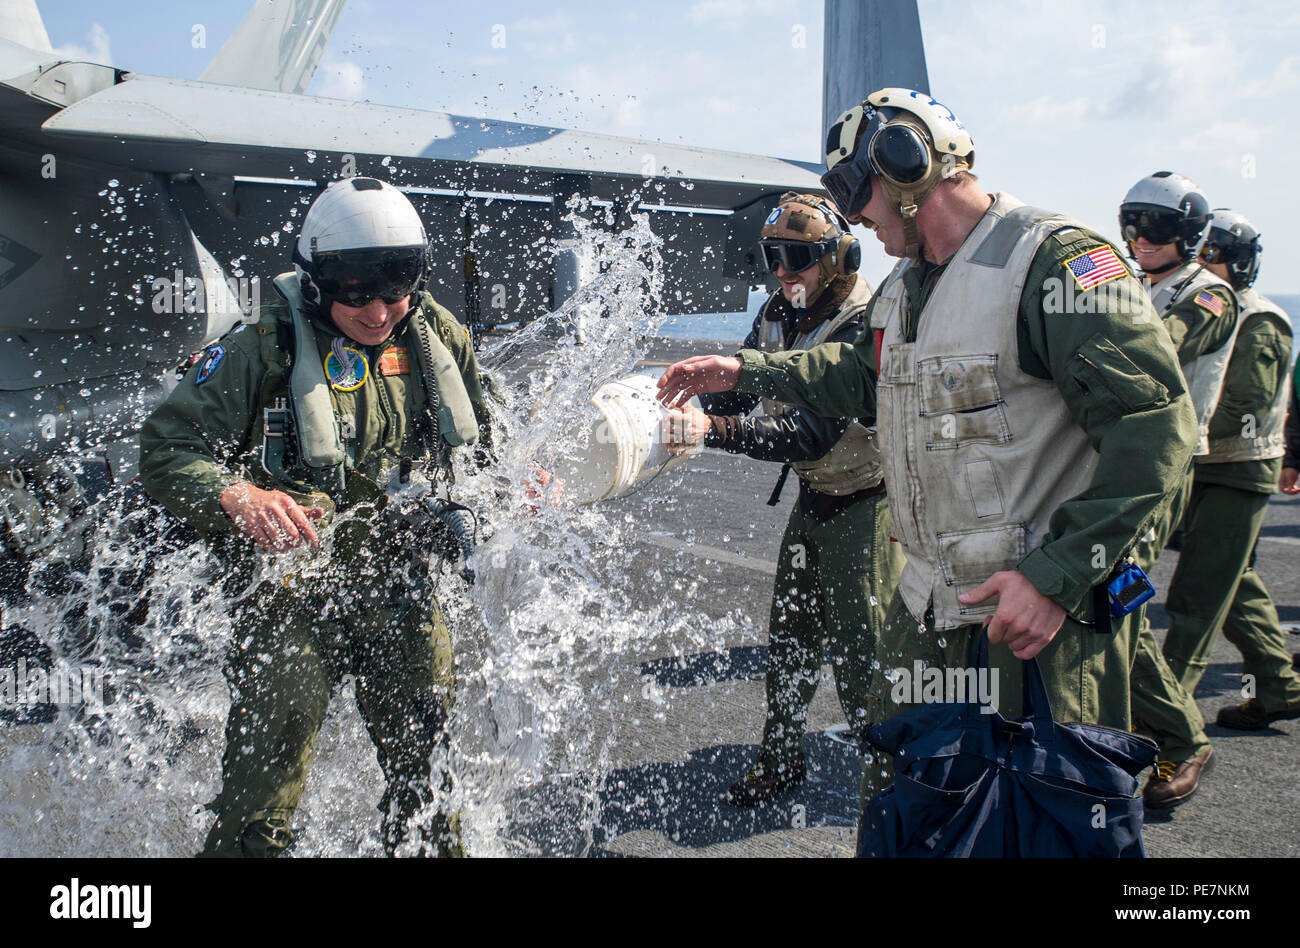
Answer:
37;73;821;210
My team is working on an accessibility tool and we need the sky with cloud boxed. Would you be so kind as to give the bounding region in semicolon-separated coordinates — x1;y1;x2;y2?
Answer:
35;0;1300;294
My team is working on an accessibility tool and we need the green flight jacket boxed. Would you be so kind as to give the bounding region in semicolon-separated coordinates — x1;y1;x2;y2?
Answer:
734;226;1199;616
1160;283;1238;367
1198;310;1294;494
139;292;493;540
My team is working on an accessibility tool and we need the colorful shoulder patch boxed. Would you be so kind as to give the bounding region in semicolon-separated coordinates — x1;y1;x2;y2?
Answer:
1063;245;1127;291
324;346;368;391
194;344;225;385
765;207;784;226
1194;289;1226;317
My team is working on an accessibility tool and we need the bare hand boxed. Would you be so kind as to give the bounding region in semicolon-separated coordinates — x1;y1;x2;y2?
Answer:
219;482;325;551
957;570;1066;660
656;355;742;409
1281;467;1299;495
524;466;563;513
663;403;710;455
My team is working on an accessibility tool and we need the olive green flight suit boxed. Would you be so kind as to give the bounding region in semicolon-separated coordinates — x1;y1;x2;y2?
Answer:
1161;309;1300;709
1127;281;1237;762
762;490;903;770
699;276;904;776
140;291;492;857
732;224;1199;805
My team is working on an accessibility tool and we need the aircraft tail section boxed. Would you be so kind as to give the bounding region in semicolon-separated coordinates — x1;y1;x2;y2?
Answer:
0;0;52;52
822;0;928;149
200;0;346;95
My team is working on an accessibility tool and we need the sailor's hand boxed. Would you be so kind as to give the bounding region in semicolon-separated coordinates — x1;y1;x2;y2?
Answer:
1281;467;1299;495
220;482;325;551
656;355;742;408
524;466;563;513
958;570;1066;660
663;403;710;455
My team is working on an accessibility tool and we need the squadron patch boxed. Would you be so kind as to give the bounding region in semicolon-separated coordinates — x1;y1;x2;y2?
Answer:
765;207;784;226
1194;289;1226;317
194;344;225;385
378;346;410;376
1063;245;1126;291
324;346;369;391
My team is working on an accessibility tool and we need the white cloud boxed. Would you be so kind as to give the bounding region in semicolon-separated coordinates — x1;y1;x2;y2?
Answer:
688;0;788;29
318;61;365;100
52;23;112;66
617;96;643;128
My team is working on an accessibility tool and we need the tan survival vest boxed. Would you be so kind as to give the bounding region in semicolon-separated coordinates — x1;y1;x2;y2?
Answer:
258;273;479;496
1148;262;1240;456
1202;286;1294;464
869;193;1102;630
757;277;883;495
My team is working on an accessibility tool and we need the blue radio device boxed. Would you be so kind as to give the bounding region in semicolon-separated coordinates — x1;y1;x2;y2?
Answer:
1107;560;1156;617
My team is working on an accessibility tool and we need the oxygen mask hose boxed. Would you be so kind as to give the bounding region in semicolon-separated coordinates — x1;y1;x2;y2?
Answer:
423;497;479;585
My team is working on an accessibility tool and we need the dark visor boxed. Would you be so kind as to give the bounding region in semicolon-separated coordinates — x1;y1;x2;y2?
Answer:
821;160;872;221
761;239;832;274
312;246;427;305
1119;208;1183;246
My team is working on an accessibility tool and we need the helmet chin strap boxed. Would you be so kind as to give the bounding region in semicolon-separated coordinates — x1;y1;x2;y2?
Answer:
899;194;921;262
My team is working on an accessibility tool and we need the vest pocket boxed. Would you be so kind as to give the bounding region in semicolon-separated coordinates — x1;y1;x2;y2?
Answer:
919;354;1011;449
936;522;1028;611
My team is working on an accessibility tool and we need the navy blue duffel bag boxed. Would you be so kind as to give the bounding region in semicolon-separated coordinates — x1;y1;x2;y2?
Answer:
858;632;1157;858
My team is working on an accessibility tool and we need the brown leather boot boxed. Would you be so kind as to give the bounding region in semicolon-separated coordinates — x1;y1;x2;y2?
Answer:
1143;746;1214;810
1216;698;1300;730
727;758;806;807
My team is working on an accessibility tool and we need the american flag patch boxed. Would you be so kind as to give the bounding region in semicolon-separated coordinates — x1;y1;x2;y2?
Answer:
1064;245;1127;291
1194;289;1225;316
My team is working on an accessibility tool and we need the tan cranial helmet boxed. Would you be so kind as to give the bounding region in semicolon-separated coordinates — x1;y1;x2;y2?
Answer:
758;192;861;306
822;89;975;260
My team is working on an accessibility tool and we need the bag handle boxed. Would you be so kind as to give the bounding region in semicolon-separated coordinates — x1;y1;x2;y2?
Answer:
972;628;1059;740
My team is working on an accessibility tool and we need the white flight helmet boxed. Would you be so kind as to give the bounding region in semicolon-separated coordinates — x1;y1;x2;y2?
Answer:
1118;171;1212;265
822;88;975;260
1200;208;1262;290
293;177;431;309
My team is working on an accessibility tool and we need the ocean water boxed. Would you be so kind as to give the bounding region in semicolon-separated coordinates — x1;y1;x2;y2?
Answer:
664;291;1300;362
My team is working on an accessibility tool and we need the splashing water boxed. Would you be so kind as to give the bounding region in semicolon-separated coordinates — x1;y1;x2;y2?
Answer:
0;205;756;856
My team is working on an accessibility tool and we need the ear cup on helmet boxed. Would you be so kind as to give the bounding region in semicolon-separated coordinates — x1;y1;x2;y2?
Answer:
871;123;931;187
835;234;861;275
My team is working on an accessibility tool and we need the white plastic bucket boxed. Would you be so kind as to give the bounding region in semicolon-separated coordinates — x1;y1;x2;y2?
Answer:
554;373;703;503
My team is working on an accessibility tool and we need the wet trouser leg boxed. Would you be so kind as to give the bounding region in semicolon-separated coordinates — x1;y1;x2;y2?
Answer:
1163;482;1300;709
352;595;462;857
758;492;900;772
202;591;335;857
859;594;1133;822
203;575;461;857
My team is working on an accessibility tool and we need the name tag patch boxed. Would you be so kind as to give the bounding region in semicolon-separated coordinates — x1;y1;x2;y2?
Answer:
378;347;411;376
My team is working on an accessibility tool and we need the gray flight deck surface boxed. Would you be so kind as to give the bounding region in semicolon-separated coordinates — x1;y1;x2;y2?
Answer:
499;336;1299;858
